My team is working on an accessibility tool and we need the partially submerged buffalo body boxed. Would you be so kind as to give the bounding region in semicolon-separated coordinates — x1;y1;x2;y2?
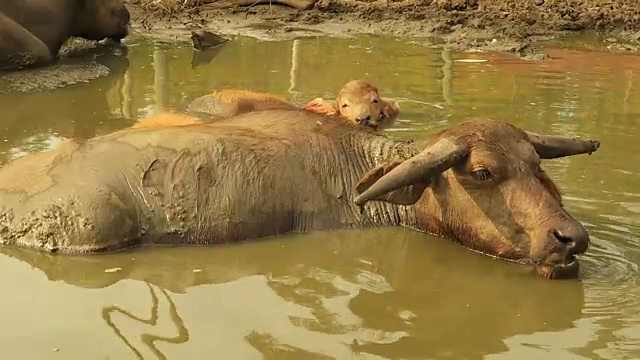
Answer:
0;0;130;71
0;109;600;279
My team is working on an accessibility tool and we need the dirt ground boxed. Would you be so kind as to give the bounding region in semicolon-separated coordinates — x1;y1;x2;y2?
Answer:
127;0;640;57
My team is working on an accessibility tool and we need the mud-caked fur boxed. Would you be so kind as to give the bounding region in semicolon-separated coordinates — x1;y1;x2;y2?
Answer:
0;109;600;280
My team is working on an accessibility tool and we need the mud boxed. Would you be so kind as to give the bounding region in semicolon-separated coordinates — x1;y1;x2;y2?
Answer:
126;0;640;58
1;1;637;93
0;39;127;93
0;62;111;93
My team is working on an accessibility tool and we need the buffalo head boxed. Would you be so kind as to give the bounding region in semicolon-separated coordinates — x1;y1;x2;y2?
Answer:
73;0;130;42
354;119;600;280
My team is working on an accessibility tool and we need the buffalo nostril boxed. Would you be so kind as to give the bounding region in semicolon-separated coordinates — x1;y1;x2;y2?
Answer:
553;229;572;244
552;224;590;256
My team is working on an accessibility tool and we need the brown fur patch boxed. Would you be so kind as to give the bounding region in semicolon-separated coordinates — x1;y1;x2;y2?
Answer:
210;89;289;105
213;89;295;116
535;167;563;204
189;89;296;119
430;119;564;205
130;113;201;129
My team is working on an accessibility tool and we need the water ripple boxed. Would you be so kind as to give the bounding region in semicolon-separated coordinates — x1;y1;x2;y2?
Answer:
582;235;638;279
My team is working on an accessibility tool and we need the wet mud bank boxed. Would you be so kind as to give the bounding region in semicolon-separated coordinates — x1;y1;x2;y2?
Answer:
127;0;640;59
0;41;128;94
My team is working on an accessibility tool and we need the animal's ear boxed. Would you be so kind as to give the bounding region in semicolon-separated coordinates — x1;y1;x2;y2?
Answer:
186;94;219;116
380;98;400;120
303;98;337;116
354;138;467;209
355;160;430;205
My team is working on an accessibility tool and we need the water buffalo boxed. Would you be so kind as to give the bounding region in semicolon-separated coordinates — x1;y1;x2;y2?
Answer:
0;0;130;71
0;109;600;279
185;86;399;131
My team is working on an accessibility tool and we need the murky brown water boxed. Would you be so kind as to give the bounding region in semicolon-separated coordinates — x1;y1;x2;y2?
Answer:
0;34;639;359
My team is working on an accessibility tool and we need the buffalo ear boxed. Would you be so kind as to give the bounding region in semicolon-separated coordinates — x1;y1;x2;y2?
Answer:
354;138;467;208
380;98;400;120
355;160;430;206
303;98;338;116
187;94;223;117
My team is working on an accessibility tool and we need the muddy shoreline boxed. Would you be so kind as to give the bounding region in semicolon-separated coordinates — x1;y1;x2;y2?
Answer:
127;0;640;58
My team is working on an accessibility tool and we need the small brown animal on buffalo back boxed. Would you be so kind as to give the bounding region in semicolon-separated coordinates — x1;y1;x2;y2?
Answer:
303;80;400;131
186;86;398;130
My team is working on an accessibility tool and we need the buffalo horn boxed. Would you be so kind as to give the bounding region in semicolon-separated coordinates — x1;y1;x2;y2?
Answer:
354;138;468;207
525;131;601;159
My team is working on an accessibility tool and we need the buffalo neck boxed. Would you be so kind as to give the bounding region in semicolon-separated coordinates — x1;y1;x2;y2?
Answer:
335;131;424;230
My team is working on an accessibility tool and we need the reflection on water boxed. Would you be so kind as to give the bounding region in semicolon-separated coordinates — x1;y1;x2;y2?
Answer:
0;43;133;164
102;283;189;360
0;229;585;359
0;34;639;359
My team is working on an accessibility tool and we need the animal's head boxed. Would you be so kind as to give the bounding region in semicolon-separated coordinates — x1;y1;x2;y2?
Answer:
73;0;130;42
336;80;386;129
355;119;601;280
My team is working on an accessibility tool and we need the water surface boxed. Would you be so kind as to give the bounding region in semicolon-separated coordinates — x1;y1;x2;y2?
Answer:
0;34;639;359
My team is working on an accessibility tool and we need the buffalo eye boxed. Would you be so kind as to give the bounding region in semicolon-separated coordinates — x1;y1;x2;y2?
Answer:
470;169;492;181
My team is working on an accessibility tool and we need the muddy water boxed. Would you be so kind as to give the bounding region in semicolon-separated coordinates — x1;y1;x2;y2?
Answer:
0;34;639;359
